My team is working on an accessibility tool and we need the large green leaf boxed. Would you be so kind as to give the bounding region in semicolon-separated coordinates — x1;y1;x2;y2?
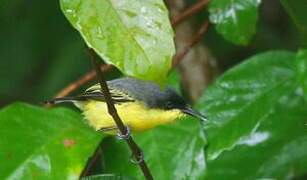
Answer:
197;51;307;179
0;103;103;179
281;0;307;47
60;0;175;83
209;0;261;45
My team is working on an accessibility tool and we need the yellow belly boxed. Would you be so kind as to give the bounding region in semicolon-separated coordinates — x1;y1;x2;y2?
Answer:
76;100;184;133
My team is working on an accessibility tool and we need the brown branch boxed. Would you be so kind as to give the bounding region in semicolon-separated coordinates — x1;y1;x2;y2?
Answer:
53;64;113;99
171;0;210;27
172;20;209;68
86;48;153;180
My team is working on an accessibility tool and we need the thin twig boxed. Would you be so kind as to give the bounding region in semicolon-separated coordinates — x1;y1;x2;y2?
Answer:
53;64;113;99
86;48;153;180
79;143;102;177
171;0;210;26
172;20;209;68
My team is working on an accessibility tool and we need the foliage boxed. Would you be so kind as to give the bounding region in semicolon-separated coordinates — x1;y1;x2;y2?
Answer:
0;0;307;179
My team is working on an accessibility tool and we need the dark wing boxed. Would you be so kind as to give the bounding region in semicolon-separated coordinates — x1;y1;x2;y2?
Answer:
79;83;135;103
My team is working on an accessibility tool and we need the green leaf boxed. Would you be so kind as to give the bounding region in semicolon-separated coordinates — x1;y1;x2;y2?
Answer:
281;0;307;47
60;0;175;83
101;118;206;179
209;0;261;45
0;103;103;179
296;49;307;100
197;51;307;178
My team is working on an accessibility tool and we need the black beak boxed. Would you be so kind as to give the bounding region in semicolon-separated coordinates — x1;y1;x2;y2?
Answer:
181;106;207;122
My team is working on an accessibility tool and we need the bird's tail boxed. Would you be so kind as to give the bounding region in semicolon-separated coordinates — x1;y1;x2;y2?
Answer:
44;97;84;105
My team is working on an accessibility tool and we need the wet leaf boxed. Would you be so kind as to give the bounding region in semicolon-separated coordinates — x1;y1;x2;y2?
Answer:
209;0;261;45
60;0;175;84
197;51;307;178
0;103;102;179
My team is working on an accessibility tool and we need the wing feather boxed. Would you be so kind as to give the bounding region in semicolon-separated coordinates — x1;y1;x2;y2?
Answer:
80;84;134;103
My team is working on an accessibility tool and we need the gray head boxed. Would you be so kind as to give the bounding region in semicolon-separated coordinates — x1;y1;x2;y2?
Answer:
108;77;207;121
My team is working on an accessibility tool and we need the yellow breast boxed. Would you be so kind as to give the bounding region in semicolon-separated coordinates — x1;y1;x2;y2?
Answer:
76;100;184;133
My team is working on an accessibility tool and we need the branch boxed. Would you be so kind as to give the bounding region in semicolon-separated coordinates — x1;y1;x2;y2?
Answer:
172;20;209;68
53;64;113;99
86;48;153;180
171;0;210;26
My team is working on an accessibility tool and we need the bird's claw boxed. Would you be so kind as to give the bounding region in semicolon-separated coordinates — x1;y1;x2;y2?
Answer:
116;126;131;140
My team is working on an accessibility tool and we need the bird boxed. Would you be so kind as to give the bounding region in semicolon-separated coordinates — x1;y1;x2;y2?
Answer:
46;77;206;134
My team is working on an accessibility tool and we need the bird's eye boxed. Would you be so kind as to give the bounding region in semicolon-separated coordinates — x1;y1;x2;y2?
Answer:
166;101;172;109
